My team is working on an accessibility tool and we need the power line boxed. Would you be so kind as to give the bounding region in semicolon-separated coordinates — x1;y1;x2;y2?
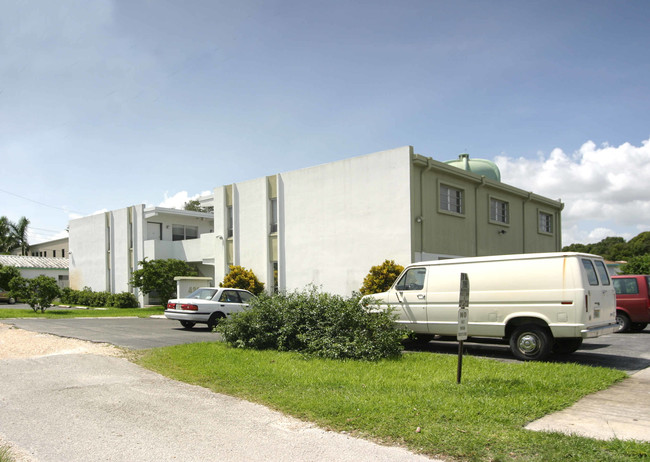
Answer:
0;188;87;215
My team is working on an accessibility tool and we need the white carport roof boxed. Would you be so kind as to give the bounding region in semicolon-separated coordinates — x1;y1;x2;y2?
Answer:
0;255;69;269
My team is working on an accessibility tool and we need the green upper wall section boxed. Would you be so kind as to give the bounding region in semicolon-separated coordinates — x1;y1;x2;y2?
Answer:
444;154;501;182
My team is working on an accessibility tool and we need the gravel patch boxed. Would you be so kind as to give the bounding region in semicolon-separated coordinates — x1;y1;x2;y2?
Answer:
0;322;121;360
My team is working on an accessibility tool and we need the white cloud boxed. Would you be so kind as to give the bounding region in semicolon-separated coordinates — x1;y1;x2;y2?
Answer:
495;138;650;244
158;191;212;210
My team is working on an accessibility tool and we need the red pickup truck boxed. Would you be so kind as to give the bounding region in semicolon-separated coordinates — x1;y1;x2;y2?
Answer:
612;275;650;333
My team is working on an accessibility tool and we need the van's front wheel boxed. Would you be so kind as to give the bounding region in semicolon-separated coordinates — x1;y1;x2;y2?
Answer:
509;325;552;361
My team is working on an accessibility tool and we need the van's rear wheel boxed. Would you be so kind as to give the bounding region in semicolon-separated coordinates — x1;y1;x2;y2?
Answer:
509;325;552;361
553;338;583;355
615;312;631;333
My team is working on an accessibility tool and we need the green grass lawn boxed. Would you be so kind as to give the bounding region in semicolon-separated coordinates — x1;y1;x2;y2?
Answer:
136;343;649;461
0;306;164;318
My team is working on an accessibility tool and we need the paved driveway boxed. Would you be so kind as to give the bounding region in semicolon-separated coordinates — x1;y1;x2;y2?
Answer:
4;315;649;373
3;316;219;349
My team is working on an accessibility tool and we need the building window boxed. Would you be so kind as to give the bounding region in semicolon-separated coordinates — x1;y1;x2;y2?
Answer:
440;185;463;214
53;250;56;258
270;198;278;234
227;206;234;238
62;249;65;258
490;198;509;224
172;224;199;241
44;251;47;257
539;211;553;234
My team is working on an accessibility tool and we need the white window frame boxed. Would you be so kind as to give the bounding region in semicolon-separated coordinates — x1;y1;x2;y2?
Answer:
172;224;199;241
538;210;554;235
489;196;510;225
439;183;464;215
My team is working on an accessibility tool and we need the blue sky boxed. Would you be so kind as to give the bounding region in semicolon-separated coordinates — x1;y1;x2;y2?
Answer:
1;0;649;246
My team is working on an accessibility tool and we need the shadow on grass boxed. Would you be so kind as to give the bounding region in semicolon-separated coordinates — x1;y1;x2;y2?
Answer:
404;336;650;374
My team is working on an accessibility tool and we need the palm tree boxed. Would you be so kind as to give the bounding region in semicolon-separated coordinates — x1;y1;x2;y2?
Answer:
0;216;13;254
9;216;30;256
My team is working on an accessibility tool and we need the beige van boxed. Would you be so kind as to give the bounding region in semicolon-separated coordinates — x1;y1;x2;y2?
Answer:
364;252;617;361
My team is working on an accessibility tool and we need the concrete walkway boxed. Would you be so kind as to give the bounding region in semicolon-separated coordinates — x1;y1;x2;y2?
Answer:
526;366;650;442
0;352;439;462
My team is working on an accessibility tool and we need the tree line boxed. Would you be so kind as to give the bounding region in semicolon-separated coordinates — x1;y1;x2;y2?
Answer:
562;231;650;274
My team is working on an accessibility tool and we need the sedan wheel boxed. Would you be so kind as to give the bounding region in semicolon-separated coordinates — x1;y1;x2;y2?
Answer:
208;312;226;329
180;321;196;329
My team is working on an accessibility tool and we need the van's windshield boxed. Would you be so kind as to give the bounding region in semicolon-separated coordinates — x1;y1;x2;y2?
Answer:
395;268;426;291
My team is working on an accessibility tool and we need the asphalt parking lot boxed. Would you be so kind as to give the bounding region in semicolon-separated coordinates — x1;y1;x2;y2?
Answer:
2;307;649;373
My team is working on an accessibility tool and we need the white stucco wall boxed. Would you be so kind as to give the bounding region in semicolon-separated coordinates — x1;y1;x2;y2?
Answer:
213;186;227;284
279;146;413;294
234;178;270;286
69;213;108;291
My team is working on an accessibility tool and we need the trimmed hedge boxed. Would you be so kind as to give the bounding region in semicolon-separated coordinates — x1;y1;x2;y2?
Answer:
60;287;139;308
217;287;404;361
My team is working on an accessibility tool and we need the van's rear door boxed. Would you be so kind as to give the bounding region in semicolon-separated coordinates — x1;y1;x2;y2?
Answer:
580;257;616;333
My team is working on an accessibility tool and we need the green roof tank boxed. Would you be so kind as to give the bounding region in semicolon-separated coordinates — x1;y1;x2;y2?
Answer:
444;153;501;182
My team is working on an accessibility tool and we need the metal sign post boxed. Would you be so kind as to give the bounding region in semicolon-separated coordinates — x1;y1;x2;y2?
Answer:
457;273;469;384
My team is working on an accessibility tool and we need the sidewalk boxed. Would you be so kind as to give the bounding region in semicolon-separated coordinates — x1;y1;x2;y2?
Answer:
526;367;650;442
0;352;439;462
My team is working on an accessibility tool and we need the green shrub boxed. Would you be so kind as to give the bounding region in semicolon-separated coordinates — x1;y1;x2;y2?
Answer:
59;287;139;308
218;287;404;361
220;265;265;295
107;292;139;308
359;259;404;295
619;254;650;274
0;264;20;290
130;258;197;306
9;275;61;313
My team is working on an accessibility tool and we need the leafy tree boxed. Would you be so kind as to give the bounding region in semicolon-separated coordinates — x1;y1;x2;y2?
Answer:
619;255;650;275
590;236;627;261
562;243;589;253
130;258;197;306
360;259;405;295
9;216;30;256
9;275;61;312
184;199;213;213
220;265;265;295
0;264;21;289
562;232;650;260
626;232;650;257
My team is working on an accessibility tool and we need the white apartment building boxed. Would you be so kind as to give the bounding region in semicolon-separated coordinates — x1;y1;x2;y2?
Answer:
69;206;214;304
69;146;563;301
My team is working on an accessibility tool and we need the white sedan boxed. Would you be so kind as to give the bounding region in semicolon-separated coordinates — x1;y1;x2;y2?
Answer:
164;287;255;329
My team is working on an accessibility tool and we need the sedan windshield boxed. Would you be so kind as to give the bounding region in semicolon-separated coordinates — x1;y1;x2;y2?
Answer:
187;288;218;300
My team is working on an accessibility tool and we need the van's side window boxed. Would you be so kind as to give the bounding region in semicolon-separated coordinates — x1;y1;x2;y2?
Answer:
581;259;599;286
593;261;611;285
613;278;639;295
395;268;426;291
